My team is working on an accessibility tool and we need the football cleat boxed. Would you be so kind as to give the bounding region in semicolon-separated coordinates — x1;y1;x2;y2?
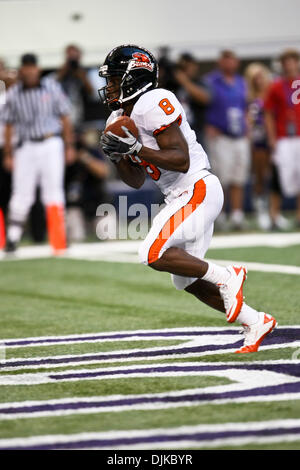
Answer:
219;266;247;323
235;312;277;353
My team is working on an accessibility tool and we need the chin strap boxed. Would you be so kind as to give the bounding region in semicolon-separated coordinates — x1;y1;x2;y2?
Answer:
119;82;153;106
116;58;154;107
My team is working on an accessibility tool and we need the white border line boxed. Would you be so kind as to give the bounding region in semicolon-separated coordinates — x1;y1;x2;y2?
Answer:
0;359;299;386
1;341;300;371
0;419;299;449
2;325;299;349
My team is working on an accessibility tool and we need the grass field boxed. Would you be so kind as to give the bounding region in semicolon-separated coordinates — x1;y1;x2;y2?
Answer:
0;239;299;450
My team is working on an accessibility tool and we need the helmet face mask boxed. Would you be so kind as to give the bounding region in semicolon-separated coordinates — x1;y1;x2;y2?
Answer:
98;45;159;111
98;75;123;111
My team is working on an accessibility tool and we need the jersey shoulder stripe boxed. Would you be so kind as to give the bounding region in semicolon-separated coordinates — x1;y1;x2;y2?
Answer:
153;114;182;136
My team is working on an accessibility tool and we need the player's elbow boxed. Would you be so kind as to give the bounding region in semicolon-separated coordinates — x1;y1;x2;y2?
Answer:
133;180;145;189
179;155;190;173
131;173;146;189
181;161;190;173
127;178;144;189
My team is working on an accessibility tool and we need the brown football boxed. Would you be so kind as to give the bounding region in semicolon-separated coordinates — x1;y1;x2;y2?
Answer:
104;115;139;138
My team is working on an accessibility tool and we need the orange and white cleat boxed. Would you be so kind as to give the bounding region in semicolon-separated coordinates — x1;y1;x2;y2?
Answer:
219;266;247;323
235;312;278;354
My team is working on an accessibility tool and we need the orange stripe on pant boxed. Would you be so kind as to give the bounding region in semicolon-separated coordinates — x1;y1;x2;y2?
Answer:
148;179;207;265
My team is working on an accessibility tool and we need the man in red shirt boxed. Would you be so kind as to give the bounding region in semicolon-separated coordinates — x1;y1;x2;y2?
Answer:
264;49;300;227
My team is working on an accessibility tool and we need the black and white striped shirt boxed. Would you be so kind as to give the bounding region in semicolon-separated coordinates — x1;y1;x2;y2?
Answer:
3;76;71;142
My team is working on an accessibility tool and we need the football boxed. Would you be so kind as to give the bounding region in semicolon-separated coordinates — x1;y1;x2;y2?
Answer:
104;115;139;139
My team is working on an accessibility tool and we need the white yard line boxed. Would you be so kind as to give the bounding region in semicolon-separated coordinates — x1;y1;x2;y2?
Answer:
1;234;299;275
1;394;300;422
206;259;300;275
96;433;300;450
0;232;300;263
0;387;300;421
2;326;243;347
0;359;299;386
2;325;298;349
0;419;299;449
1;340;300;371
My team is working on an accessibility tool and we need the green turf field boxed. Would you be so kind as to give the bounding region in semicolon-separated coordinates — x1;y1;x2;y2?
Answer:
0;242;299;450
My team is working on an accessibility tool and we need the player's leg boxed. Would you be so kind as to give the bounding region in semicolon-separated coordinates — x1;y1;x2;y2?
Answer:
166;179;249;322
6;143;39;251
169;176;276;352
184;267;262;329
141;176;224;279
140;174;246;322
40;137;66;253
171;224;260;325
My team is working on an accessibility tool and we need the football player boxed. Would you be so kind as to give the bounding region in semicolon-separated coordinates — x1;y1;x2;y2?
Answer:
99;45;277;353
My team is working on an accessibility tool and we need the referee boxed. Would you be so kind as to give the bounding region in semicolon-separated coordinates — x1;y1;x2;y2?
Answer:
3;53;75;253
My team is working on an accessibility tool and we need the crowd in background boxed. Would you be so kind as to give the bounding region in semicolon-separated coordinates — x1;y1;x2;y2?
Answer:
0;44;300;250
158;47;300;232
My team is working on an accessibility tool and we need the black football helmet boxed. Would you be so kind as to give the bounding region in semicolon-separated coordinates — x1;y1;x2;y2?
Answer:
98;44;159;111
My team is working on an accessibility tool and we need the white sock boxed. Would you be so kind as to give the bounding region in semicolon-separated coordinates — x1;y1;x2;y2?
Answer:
7;224;23;243
201;262;230;285
236;303;259;326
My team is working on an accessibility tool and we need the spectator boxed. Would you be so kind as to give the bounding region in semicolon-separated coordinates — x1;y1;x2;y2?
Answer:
264;49;300;229
157;47;178;92
245;62;272;230
56;44;93;128
174;53;209;147
204;50;250;230
0;59;17;89
65;128;110;241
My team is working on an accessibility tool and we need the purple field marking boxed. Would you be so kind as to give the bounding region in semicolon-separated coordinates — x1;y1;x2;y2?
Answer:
1;380;300;416
2;425;300;450
3;329;239;347
49;361;300;381
2;327;299;369
0;341;243;369
3;327;299;349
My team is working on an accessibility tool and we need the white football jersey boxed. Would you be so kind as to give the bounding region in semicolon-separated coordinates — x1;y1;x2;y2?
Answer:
106;88;210;197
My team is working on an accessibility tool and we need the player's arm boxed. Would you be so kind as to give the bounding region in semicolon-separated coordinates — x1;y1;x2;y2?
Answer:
138;122;189;173
114;156;146;189
102;122;189;173
101;93;189;173
100;120;146;189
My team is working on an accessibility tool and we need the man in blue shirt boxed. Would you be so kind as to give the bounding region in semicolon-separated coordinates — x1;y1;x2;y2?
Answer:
204;50;250;230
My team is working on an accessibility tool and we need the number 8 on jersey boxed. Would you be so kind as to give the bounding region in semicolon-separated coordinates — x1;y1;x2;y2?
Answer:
159;98;175;115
